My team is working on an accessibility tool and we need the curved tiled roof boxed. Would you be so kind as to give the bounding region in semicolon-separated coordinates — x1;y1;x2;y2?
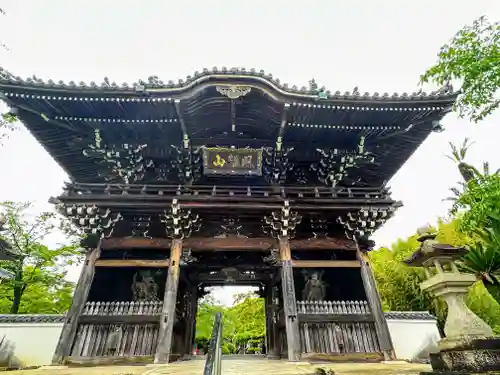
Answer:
0;314;66;323
384;311;436;321
0;66;458;103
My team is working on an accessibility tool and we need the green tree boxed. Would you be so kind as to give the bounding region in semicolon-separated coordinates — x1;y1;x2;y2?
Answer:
452;173;500;235
458;215;500;305
195;291;265;352
421;16;500;122
0;201;81;313
444;139;500;235
442;140;500;304
370;219;500;334
0;113;16;146
0;266;74;313
230;292;265;345
370;229;447;329
195;294;226;341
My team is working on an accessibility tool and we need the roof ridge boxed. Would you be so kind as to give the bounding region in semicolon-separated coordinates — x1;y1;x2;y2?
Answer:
0;66;459;102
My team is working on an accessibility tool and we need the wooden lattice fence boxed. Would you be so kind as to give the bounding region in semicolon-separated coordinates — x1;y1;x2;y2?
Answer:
71;301;162;357
297;300;380;354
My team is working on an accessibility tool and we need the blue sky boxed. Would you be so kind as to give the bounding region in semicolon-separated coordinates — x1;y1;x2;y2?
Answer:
0;0;499;304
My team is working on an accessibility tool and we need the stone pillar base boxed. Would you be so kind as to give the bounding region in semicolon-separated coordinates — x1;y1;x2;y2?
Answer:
266;354;281;360
424;336;500;373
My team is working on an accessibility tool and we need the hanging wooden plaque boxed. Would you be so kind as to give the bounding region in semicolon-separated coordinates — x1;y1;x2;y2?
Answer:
202;147;263;176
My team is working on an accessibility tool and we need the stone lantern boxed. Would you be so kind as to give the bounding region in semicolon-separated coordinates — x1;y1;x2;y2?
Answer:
403;225;500;374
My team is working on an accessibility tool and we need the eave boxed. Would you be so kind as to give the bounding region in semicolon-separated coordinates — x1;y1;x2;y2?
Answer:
0;66;459;106
0;66;459;186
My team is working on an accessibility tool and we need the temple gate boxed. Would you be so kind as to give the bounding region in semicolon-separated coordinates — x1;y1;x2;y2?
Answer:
0;67;457;365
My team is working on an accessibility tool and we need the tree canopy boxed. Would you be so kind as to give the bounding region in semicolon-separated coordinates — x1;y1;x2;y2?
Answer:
370;219;500;334
0;201;81;314
421;16;500;122
195;291;265;353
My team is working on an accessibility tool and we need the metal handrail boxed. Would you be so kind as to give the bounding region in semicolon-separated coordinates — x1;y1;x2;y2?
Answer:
203;312;223;375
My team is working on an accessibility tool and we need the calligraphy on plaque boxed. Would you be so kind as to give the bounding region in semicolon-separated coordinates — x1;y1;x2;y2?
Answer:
202;147;263;176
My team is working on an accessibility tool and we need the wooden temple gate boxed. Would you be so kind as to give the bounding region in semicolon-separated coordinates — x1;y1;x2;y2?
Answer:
48;222;394;365
0;66;457;365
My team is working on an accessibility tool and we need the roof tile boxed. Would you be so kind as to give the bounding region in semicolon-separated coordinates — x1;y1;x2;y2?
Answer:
0;315;65;323
384;311;436;321
0;66;458;103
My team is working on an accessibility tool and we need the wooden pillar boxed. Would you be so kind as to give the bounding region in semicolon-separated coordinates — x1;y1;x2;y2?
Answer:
155;238;182;364
52;247;100;364
279;237;301;362
183;286;198;355
267;285;281;359
191;296;199;353
357;249;396;361
264;285;272;355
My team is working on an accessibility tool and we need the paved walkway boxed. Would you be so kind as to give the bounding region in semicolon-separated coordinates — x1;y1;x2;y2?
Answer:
5;358;431;375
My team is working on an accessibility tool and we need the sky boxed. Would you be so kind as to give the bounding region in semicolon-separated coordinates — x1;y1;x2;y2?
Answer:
0;0;499;305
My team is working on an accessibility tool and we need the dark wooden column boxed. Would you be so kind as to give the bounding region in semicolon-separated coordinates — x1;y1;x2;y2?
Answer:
264;286;272;356
155;238;182;364
191;295;199;353
183;285;198;355
267;285;281;359
279;237;301;362
52;247;100;364
357;249;395;361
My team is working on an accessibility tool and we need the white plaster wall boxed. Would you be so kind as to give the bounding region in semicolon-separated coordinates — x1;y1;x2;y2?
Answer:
0;323;63;366
386;319;441;361
0;318;439;365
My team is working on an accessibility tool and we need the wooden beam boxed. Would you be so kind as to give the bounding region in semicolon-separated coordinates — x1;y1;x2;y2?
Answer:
292;260;360;268
101;236;356;251
101;237;171;250
79;315;160;325
291;238;355;250
298;313;374;323
95;259;169;268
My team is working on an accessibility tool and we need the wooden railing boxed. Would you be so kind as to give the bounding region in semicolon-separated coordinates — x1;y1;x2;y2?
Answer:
63;182;391;200
296;300;380;355
71;301;162;357
297;300;370;314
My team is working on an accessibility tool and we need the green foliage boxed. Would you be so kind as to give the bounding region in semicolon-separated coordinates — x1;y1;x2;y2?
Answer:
0;113;17;145
0;266;74;313
370;228;447;329
466;282;500;332
458;215;500;304
222;342;236;354
451;173;500;234
195;291;265;350
195;295;226;341
0;201;81;314
421;16;500;122
370;219;500;332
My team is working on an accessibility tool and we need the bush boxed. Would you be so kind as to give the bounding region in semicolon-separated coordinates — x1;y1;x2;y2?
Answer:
225;342;236;354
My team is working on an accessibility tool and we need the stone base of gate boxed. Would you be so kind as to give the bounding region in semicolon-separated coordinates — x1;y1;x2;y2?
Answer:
63;355;154;367
301;352;384;363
